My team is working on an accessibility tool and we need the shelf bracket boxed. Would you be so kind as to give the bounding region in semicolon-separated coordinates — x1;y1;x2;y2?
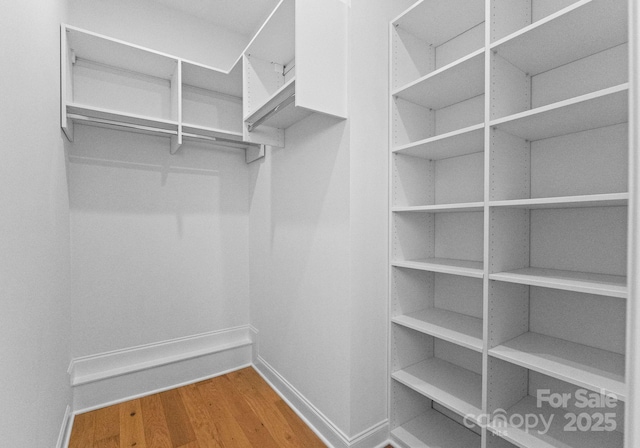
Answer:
246;144;266;164
170;133;182;155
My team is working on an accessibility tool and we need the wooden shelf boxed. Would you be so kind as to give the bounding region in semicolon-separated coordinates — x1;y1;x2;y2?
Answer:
392;358;482;421
391;408;480;448
392;124;484;160
393;309;483;352
394;49;485;110
491;0;627;76
392;258;484;278
489;332;625;399
67;103;178;133
392;203;484;213
490;267;626;298
392;0;484;48
490;84;628;141
489;193;629;209
488;396;623;448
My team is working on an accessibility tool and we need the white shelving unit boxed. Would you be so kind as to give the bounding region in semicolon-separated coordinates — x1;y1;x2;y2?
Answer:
61;24;265;163
241;0;348;147
389;0;630;446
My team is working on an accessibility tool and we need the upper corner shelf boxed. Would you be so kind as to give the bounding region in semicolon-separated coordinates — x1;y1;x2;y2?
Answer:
241;0;348;147
60;24;264;163
491;0;627;76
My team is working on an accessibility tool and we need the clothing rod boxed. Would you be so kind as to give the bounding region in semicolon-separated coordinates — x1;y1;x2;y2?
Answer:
67;114;177;135
182;132;261;149
247;92;296;132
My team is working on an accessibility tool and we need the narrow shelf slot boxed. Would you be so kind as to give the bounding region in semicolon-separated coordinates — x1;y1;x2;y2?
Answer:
391;408;480;448
491;0;627;76
489;332;625;399
490;84;628;141
392;358;483;420
488;396;623;448
490;267;626;298
392;259;484;278
393;309;483;352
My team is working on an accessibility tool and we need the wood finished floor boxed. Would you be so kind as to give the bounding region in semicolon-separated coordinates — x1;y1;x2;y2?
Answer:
69;367;329;448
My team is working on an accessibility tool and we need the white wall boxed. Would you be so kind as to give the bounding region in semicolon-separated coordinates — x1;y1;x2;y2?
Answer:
68;127;251;356
249;115;352;431
347;0;415;437
0;1;72;446
249;0;414;441
66;0;249;70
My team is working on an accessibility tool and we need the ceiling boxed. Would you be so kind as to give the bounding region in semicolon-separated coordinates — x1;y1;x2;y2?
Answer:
150;0;280;36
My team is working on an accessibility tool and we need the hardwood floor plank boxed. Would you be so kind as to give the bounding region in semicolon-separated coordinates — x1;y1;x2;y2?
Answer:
197;378;253;448
274;398;327;448
178;383;224;448
94;435;120;448
227;369;304;448
159;389;197;447
69;411;96;448
119;399;147;448
93;404;120;442
140;394;172;448
213;374;281;448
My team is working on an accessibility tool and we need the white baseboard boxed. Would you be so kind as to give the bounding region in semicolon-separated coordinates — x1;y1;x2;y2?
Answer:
71;325;253;412
253;356;389;448
56;405;72;448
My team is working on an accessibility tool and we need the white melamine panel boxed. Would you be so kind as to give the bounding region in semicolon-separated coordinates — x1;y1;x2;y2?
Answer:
435;24;485;69
393;309;483;352
491;0;627;76
392;97;434;146
434;94;484;135
66;104;178;132
182;60;242;98
491;84;628;142
486;357;529;414
392;212;435;261
394;49;484;110
73;60;172;120
490;0;531;42
392;325;434;371
488;208;530;273
434;273;483;319
530;124;628;198
392;154;434;207
392;267;435;317
392;259;484;278
434;152;484;204
490;193;629;209
490;52;531;119
391;407;481;448
434;212;484;262
490;332;625;398
244;0;294;64
391;381;432;431
530;288;626;355
182;87;243;133
393;0;484;48
530;207;627;276
532;0;585;21
295;0;348;118
393;203;485;213
66;26;178;79
531;44;628;109
393;124;484;160
391;26;434;90
435;339;482;374
392;357;483;419
487;281;529;348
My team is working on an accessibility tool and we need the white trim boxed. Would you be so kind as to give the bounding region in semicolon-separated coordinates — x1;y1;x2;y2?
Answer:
73;363;251;415
69;325;252;386
253;356;390;448
56;405;72;448
626;0;640;446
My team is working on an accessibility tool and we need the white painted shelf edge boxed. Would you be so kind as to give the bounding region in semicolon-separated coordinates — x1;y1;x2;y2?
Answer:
67;103;178;132
392;202;484;213
489;332;626;399
489;267;627;298
244;77;296;126
488;193;629;209
392;258;484;278
392;308;483;352
392;123;484;159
